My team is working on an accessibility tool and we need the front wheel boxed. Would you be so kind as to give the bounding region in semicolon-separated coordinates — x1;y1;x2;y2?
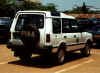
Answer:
81;43;91;57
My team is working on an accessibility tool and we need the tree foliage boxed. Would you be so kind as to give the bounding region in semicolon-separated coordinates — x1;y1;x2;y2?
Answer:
69;2;89;13
0;0;57;18
81;2;89;13
0;0;16;17
65;2;100;14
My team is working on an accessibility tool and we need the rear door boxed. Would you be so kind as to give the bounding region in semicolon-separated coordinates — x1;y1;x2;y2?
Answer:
51;18;62;47
14;13;45;45
70;20;85;50
70;20;80;44
64;19;82;51
61;18;77;46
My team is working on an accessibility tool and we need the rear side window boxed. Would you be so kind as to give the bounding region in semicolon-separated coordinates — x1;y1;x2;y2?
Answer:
71;20;78;27
70;20;79;32
52;18;61;34
15;14;44;31
62;19;71;33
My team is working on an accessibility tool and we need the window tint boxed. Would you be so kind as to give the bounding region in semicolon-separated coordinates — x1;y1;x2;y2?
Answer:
62;19;71;33
71;20;78;27
52;18;61;33
15;14;44;31
70;20;79;32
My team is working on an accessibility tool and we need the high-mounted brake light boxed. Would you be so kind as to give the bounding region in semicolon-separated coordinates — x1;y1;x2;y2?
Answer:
46;34;50;43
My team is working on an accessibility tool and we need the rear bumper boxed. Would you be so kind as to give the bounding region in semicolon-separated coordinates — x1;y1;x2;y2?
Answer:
7;39;53;54
7;39;24;49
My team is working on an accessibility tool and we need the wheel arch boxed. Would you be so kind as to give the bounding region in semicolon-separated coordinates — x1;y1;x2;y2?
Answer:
58;42;66;52
86;39;93;47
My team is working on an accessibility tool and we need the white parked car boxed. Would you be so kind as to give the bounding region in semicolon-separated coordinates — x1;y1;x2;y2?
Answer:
7;11;93;64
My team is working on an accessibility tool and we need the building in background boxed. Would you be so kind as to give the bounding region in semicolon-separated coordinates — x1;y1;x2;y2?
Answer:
67;14;100;19
66;13;100;31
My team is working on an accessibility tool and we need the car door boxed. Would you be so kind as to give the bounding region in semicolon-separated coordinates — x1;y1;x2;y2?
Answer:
66;19;82;51
61;18;77;46
51;18;62;47
70;20;85;49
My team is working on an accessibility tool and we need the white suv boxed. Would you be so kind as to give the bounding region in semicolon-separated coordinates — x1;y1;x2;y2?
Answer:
7;11;93;64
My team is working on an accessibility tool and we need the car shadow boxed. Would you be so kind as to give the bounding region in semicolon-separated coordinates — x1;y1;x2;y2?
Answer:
0;40;8;44
8;52;85;68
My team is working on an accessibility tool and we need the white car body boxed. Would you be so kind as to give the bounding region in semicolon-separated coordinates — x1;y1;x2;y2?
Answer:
8;10;93;54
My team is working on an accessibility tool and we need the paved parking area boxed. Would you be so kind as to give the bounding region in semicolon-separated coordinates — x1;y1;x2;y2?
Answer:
0;45;100;73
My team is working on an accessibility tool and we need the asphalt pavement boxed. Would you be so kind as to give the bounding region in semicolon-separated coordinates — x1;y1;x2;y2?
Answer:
0;45;100;73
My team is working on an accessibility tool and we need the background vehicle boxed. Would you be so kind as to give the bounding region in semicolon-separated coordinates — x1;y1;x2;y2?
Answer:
89;25;100;46
89;18;100;25
7;11;93;64
0;17;11;42
77;19;94;31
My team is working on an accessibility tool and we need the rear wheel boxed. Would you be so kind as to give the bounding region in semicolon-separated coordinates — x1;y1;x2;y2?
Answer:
57;49;65;64
56;43;66;64
81;42;91;57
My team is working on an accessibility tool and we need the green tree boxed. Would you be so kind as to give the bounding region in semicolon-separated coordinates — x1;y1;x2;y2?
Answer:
45;3;57;11
21;1;37;10
81;2;89;13
0;0;57;17
0;0;6;6
0;0;16;17
66;2;90;14
20;2;57;11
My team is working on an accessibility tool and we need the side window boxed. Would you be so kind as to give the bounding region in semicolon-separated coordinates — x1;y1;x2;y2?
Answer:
52;18;61;33
70;20;79;32
15;16;24;31
62;19;71;33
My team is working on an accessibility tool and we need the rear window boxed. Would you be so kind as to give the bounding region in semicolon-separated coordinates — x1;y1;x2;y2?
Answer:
15;14;44;31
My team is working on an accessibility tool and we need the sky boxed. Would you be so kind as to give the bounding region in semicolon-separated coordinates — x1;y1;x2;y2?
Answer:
40;0;100;11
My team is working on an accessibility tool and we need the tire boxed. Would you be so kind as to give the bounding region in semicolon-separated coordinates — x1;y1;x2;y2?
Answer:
81;42;91;57
19;52;32;62
57;43;66;64
17;25;40;62
20;24;40;52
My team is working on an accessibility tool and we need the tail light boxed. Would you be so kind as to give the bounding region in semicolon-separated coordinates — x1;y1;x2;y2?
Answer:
46;34;50;43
